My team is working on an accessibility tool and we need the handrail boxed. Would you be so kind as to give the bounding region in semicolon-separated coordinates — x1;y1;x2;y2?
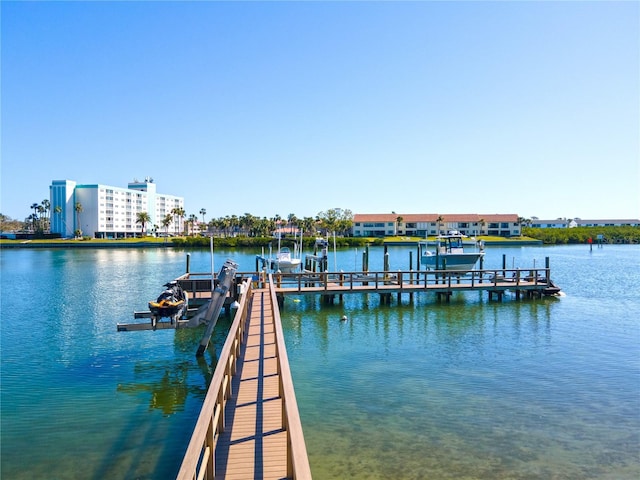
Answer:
176;278;252;480
268;274;313;479
271;268;552;293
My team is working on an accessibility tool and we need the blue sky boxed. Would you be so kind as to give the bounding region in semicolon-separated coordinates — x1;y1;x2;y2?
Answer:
2;1;638;222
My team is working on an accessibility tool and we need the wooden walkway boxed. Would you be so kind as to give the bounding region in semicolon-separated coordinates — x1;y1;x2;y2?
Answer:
177;278;311;480
214;288;288;479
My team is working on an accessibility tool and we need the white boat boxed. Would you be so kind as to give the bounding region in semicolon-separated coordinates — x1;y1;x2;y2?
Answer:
420;231;484;272
269;246;302;273
257;234;302;273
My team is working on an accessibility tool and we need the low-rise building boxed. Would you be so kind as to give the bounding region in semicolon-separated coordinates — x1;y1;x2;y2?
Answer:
50;178;184;238
352;213;521;238
530;218;640;228
573;219;640;227
529;219;574;228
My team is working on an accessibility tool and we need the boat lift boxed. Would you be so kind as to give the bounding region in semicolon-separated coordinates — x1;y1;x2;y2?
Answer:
117;260;240;356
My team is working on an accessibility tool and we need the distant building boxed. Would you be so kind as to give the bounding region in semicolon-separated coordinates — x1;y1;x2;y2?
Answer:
49;178;184;238
273;226;301;237
573;219;640;227
529;219;575;228
530;218;640;228
352;213;521;238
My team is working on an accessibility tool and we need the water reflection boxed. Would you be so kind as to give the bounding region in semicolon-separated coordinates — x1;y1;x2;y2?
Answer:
115;328;220;416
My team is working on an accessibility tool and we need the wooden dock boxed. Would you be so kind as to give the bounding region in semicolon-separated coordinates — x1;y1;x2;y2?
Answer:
270;265;559;303
176;278;311;480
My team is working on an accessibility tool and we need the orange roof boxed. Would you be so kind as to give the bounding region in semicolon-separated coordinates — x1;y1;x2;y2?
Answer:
353;213;520;223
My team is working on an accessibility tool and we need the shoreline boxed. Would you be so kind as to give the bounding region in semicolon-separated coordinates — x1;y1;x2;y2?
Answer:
0;238;545;249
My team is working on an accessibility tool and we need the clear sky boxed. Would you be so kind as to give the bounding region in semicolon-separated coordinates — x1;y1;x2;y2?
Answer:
2;0;639;222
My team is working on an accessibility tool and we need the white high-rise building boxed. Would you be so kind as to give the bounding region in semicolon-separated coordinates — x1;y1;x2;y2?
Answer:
49;178;185;238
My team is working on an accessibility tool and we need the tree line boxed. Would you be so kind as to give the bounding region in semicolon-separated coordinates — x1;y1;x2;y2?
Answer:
0;202;355;239
523;226;640;244
163;209;355;238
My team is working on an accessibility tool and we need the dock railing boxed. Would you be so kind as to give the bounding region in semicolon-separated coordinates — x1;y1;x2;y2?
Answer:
267;273;313;479
176;278;252;480
271;267;552;293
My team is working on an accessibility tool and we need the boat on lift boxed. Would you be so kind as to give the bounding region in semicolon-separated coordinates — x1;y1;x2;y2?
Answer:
257;232;302;273
420;230;484;273
268;246;302;273
148;281;188;329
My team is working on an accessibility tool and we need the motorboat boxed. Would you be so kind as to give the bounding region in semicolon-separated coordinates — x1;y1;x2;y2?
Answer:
420;231;484;273
267;246;302;273
257;233;302;273
148;281;188;328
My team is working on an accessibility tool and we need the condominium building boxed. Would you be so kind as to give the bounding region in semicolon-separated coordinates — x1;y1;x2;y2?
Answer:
352;213;521;237
530;218;640;228
49;178;184;238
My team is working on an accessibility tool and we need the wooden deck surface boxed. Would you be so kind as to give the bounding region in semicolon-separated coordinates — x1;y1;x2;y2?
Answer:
214;289;289;479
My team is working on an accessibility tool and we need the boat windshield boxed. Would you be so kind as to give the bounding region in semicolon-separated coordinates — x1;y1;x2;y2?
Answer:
449;237;463;249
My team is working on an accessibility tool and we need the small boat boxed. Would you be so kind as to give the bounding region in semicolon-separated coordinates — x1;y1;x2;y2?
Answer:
420;230;484;273
271;246;302;273
257;233;303;273
258;246;302;273
148;281;188;328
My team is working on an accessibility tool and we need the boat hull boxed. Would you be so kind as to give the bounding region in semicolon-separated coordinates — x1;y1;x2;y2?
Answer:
269;258;302;273
148;300;186;318
421;252;483;272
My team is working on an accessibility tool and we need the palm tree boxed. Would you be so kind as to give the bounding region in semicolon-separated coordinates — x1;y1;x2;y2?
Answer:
240;213;257;236
436;215;444;236
30;203;39;232
41;199;50;232
300;216;317;237
177;207;186;235
171;207;185;236
74;202;83;237
395;216;403;236
171;207;179;235
188;214;198;235
37;205;45;232
161;214;173;240
199;208;206;225
479;218;486;236
136;211;151;236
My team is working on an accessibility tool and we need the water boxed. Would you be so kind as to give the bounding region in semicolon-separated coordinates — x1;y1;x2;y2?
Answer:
1;244;639;479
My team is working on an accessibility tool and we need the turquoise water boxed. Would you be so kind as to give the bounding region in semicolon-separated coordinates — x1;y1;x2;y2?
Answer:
1;245;639;479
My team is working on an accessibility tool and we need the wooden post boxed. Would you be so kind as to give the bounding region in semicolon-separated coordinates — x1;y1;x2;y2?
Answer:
186;253;191;273
383;251;390;281
409;252;414;303
442;258;447;284
545;256;550;283
364;244;369;272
